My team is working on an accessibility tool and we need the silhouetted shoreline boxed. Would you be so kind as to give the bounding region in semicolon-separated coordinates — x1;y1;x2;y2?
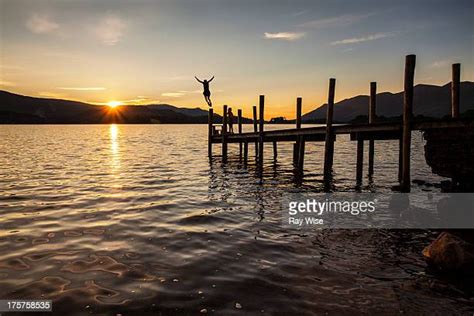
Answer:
2;82;474;124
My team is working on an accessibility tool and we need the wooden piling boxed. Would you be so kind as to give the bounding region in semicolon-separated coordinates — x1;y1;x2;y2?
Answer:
356;139;364;184
293;97;302;165
296;97;302;129
222;105;228;162
324;78;336;183
452;63;460;119
293;143;298;165
398;138;403;182
258;95;265;168
401;54;416;192
208;108;213;158
253;105;258;159
368;82;376;176
273;141;277;160
297;136;305;175
238;109;243;158
244;140;248;165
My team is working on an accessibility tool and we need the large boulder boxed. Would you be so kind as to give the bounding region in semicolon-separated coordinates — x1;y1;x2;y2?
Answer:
422;232;474;273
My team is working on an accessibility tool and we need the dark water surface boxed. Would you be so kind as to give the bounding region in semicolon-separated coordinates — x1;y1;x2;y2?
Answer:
1;124;473;315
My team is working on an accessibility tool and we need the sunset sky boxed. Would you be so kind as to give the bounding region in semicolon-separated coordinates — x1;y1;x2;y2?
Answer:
0;0;473;118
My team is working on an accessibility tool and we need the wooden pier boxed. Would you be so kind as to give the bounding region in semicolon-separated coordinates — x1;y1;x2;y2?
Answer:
207;55;473;192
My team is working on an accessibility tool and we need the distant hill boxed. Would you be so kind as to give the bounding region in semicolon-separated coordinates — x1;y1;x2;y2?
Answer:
0;90;236;124
2;82;473;124
147;104;208;117
302;82;474;123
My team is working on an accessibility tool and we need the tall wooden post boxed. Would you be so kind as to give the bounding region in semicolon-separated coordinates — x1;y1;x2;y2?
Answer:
296;97;302;129
243;141;248;165
368;82;376;176
253;105;258;159
238;109;243;158
293;143;298;166
398;138;403;182
452;63;460;119
324;79;336;183
293;97;302;165
273;141;277;160
356;139;364;184
208;108;213;158
222;105;228;162
401;55;416;192
297;136;305;176
258;95;265;168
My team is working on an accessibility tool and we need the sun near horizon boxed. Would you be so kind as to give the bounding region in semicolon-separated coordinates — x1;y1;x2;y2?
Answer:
107;101;122;108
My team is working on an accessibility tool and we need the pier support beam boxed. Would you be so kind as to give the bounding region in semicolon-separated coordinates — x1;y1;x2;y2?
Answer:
297;136;305;176
452;63;460;119
401;54;416;192
253;105;258;159
398;138;403;182
293;144;298;166
368;82;376;176
244;140;248;165
273;141;277;160
293;97;302;166
258;96;265;169
222;105;228;162
356;139;364;185
208;108;213;158
238;109;243;159
324;78;336;184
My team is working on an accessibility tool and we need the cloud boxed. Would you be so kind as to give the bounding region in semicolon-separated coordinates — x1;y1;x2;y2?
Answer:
430;60;454;68
26;14;59;34
264;32;305;41
177;90;201;93
95;14;126;45
57;87;106;91
299;13;375;29
162;92;185;97
0;80;16;87
38;91;66;98
102;97;161;105
292;10;308;17
330;32;392;45
161;90;201;98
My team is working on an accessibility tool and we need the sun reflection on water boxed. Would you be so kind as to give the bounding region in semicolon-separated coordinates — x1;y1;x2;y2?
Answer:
109;124;121;172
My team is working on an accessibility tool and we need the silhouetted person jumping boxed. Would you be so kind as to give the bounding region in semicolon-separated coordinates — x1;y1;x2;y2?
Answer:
195;76;214;107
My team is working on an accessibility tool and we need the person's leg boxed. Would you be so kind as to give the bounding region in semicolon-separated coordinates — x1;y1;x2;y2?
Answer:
203;93;210;107
205;96;212;107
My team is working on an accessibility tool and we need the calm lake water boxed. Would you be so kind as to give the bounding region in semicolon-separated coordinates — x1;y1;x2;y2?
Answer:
0;124;473;315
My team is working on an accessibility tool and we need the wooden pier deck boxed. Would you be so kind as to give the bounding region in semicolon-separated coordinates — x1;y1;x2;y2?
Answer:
207;55;473;192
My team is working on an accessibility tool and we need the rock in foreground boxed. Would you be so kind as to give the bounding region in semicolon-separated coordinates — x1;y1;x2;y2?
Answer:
423;232;474;273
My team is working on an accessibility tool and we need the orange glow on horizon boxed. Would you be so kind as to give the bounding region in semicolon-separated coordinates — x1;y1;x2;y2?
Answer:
107;101;122;108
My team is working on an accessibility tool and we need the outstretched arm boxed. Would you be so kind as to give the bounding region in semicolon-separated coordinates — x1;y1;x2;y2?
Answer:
208;76;215;82
195;76;203;83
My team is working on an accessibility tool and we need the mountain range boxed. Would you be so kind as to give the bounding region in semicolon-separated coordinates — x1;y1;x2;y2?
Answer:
1;82;473;124
302;82;474;122
0;90;222;124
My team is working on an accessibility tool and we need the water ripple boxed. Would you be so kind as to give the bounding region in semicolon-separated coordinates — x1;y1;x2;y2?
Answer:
0;125;472;314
